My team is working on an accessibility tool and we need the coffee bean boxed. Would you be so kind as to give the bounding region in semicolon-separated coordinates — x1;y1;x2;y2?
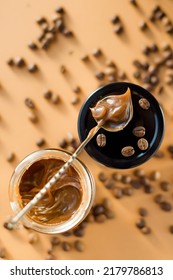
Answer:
74;240;85;252
36;16;47;25
167;145;173;154
98;171;107;182
139;21;148;31
160;201;172;211
154;194;164;204
81;54;89;62
136;218;146;229
121;146;135;157
71;96;80;105
28;42;38;50
132;126;146;137
96;133;106;147
15;57;25;67
52;94;60;104
7;58;14;66
93;204;105;216
111;15;120;24
160;181;171;191
86;214;94;223
123;187;134;196
50;236;61;246
140;176;151;186
165;24;173;34
55;6;65;14
112;172;122;181
0;248;6;258
121;175;132;184
92;48;102;57
28;232;38;244
139;98;150;110
130;0;138;6
63;29;73;37
60;65;66;74
104;179;115;189
27;64;38;73
114;24;123;34
105;210;115;219
95;71;105;80
28;111;38;123
169;225;173;234
150;170;161;181
130;179;142;189
41;39;51;50
6;152;15;162
95;214;107;223
133;168;145;177
43;90;52;100
144;184;154;194
73;86;81;94
36;138;46;147
62;241;71;252
137;138;149;151
25;98;35;109
141;226;151;234
113;187;123;199
138;207;148;217
73;227;85;237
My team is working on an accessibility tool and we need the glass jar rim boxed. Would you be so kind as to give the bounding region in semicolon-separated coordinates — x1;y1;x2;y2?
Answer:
9;148;95;234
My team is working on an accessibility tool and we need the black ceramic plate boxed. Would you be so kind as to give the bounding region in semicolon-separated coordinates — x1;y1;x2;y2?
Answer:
78;82;164;169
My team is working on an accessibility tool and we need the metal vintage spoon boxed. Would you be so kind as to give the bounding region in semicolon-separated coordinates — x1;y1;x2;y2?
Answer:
5;88;133;230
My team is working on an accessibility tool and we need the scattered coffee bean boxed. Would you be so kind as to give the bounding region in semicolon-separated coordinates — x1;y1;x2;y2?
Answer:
160;201;172;212
86;214;94;223
28;232;38;244
169;225;173;234
113;187;123;199
111;15;120;24
43;90;52;100
132;126;146;137
137;138;149;151
52;94;60;104
112;172;122;181
150;170;161;181
73;227;85;237
95;71;105;80
36;137;46;147
98;171;107;182
27;64;38;73
121;146;135;157
167;145;173;154
121;175;132;184
105;210;115;219
144;184;154;194
123;187;134;196
73;86;81;94
6;152;15;162
71;96;80;105
104;179;115;189
96;133;106;147
130;0;138;6
0;248;6;258
160;181;171;192
136;218;146;229
55;6;65;14
92;48;102;57
50;236;61;246
139;21;148;31
63;29;73;37
141;226;151;234
36;16;47;25
114;24;123;34
139;98;150;110
28;111;38;123
15;57;26;67
81;54;89;62
93;204;105;216
74;240;85;252
154;194;164;204
60;65;66;74
133;168;145;177
24;98;35;109
138;207;148;217
61;241;71;252
7;58;14;66
28;41;38;50
131;179;142;189
95;214;107;223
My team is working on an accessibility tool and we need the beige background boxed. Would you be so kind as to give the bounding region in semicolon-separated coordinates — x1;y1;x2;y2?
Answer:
0;0;173;260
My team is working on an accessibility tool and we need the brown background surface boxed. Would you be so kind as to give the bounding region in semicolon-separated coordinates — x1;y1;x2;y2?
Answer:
0;0;173;260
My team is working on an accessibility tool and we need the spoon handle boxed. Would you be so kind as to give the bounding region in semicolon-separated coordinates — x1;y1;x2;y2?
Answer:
5;124;100;230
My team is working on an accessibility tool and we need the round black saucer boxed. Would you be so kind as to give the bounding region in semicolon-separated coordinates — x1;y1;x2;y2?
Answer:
77;82;164;169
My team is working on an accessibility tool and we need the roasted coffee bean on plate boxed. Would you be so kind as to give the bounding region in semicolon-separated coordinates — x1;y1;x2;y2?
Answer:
138;98;150;110
132;126;146;137
137;138;149;151
96;133;106;147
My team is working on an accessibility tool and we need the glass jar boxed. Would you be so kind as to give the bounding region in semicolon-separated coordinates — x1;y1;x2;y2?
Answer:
9;149;95;234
